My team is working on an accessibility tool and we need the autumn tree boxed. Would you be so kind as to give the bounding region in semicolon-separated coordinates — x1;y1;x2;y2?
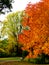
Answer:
18;0;49;58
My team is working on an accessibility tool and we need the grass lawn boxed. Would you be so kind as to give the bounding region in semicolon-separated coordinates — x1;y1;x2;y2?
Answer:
0;57;34;65
0;57;48;65
0;57;22;61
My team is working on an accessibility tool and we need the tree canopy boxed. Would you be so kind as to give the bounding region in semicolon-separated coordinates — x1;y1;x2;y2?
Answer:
0;0;13;14
18;0;49;58
0;11;24;56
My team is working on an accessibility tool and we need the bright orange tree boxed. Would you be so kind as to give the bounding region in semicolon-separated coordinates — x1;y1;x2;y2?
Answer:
18;0;49;58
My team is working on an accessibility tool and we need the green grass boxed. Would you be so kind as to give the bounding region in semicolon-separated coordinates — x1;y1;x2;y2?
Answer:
0;57;34;65
0;57;22;61
0;57;48;65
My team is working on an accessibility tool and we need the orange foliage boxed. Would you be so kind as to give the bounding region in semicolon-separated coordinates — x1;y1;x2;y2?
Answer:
18;0;49;58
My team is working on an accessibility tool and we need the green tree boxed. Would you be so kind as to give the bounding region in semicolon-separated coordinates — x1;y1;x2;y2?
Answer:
2;11;24;42
1;11;25;56
1;11;29;57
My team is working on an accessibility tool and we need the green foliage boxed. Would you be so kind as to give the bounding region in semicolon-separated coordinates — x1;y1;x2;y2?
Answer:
1;11;24;53
22;50;29;59
24;54;49;64
2;11;24;39
0;39;8;48
0;39;18;57
0;11;25;57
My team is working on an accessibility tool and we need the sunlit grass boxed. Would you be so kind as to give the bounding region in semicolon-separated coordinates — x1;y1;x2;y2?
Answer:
0;57;34;65
0;57;47;65
0;57;22;61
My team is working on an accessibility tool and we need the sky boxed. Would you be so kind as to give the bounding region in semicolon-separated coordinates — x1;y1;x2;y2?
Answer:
0;0;40;21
